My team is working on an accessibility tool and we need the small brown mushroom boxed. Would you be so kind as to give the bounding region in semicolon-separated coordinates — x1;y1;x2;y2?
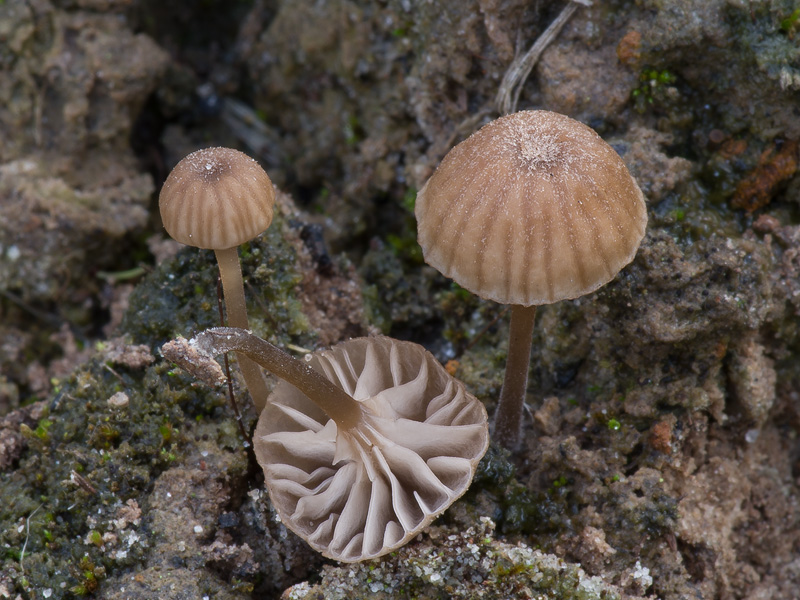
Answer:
186;327;489;561
159;147;275;412
415;110;647;449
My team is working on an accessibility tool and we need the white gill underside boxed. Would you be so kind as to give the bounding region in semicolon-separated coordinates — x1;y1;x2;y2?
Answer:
253;336;489;562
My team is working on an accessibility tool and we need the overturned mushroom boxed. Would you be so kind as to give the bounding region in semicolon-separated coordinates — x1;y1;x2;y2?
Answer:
170;328;489;561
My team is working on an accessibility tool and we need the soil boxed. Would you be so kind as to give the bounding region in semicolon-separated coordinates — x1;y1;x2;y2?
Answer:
1;0;799;599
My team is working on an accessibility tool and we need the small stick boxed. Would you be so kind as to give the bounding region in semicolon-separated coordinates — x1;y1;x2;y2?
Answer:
19;503;44;574
495;1;592;115
102;363;125;383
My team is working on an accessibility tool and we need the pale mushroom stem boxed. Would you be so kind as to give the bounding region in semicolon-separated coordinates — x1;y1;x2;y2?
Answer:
493;304;537;450
214;247;271;413
195;326;364;431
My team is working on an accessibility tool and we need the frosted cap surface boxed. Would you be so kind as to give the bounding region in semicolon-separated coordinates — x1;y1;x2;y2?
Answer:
159;147;275;250
415;110;648;305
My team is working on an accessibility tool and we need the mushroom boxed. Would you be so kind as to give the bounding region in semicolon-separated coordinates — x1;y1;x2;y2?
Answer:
181;327;489;561
159;147;275;412
415;110;647;449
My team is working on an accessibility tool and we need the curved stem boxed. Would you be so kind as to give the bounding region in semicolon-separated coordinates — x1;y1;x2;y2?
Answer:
195;327;364;431
493;304;537;450
214;247;271;413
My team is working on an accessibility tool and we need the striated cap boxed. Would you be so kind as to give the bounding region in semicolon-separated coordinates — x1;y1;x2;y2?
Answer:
159;147;275;250
254;335;489;562
415;110;648;306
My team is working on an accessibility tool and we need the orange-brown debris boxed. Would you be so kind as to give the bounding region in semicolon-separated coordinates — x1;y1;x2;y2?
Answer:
731;140;798;213
616;31;642;66
649;419;673;453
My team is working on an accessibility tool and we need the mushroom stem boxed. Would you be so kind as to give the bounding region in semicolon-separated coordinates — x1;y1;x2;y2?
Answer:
214;247;271;413
195;327;364;430
493;304;537;450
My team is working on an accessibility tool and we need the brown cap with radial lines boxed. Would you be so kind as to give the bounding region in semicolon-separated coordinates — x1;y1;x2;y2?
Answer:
415;110;647;306
159;147;275;250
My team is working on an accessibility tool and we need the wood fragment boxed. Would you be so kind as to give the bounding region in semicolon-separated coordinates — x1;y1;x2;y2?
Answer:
495;1;591;115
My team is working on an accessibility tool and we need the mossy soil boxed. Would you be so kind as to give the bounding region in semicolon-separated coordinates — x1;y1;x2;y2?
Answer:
2;0;800;599
0;215;323;598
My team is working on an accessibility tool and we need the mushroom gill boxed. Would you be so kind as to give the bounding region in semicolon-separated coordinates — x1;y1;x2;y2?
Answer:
174;328;489;562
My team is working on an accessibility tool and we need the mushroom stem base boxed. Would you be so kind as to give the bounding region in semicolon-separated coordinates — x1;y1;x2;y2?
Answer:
493;304;537;450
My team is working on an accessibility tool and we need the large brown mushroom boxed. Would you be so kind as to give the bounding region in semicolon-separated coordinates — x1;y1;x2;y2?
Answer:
415;110;647;449
159;147;275;413
169;327;489;561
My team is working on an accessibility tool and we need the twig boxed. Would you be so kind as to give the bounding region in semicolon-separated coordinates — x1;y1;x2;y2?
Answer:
495;0;592;115
161;337;227;387
20;503;44;574
102;363;125;383
286;343;312;355
0;289;62;328
70;470;98;495
221;97;285;166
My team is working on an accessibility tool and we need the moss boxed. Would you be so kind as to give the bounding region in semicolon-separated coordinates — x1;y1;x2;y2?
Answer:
779;7;800;35
0;219;315;598
0;352;223;597
358;239;437;337
728;0;800;85
631;66;679;113
0;192;337;597
284;517;624;600
123;214;312;351
459;444;573;538
607;471;678;539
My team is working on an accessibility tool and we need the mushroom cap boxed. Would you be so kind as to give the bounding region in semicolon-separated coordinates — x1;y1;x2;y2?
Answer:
254;336;489;562
415;110;648;306
159;147;275;250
